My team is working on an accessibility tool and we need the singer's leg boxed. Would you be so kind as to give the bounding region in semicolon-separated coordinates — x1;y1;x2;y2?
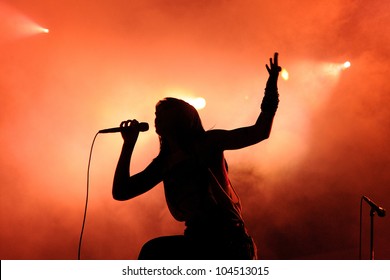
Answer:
137;232;256;260
138;235;191;260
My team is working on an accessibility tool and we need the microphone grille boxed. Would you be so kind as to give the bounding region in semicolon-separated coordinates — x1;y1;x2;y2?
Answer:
139;122;149;132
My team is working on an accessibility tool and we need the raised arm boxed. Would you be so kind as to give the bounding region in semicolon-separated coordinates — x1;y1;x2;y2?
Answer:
207;52;281;151
112;120;162;201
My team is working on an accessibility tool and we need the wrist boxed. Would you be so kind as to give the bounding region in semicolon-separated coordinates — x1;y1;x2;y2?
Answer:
122;140;136;152
266;81;278;91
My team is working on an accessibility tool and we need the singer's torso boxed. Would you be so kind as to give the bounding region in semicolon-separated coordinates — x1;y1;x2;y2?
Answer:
151;141;243;227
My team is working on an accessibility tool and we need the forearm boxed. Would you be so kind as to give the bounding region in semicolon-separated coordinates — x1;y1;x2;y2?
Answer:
254;79;279;137
254;111;275;140
112;142;134;200
261;76;279;115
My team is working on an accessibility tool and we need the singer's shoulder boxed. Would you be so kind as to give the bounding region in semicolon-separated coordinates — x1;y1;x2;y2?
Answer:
201;129;229;150
204;128;229;141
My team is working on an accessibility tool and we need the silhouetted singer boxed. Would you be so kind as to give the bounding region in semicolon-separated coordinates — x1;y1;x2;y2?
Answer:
112;53;282;259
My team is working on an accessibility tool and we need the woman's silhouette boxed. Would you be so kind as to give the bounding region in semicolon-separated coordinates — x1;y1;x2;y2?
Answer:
112;53;282;259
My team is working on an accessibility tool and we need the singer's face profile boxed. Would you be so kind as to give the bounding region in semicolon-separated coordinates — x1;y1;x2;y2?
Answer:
155;106;176;136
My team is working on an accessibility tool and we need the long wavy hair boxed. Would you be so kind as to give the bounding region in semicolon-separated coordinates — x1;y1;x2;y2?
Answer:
156;97;205;156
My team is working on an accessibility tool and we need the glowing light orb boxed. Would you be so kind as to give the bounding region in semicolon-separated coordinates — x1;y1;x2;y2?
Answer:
186;97;206;110
281;68;289;80
166;88;207;110
343;61;351;69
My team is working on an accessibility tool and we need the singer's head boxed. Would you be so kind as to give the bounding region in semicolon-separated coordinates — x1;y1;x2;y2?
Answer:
155;97;205;152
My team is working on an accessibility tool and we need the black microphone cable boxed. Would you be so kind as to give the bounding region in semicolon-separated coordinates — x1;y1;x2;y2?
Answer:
78;124;148;259
78;132;99;260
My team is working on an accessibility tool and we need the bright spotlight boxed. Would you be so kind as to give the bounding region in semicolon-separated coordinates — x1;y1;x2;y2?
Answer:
0;3;49;40
281;68;289;80
343;61;351;69
29;25;49;35
185;97;206;110
322;60;351;76
165;88;207;110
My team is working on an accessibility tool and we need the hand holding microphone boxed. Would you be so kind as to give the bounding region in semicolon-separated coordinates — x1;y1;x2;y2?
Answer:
99;119;149;143
99;120;149;133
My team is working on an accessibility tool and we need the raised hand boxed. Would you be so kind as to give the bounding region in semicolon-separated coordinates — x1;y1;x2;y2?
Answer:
262;52;281;114
266;52;282;76
265;52;281;90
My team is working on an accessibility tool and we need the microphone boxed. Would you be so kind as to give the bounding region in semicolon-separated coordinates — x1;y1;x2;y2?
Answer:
362;195;386;217
99;122;149;134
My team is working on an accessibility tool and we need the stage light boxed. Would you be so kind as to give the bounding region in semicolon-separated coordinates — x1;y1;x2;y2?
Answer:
343;61;351;69
281;68;289;80
28;25;49;35
322;60;351;76
0;3;49;40
165;88;207;110
185;97;206;110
